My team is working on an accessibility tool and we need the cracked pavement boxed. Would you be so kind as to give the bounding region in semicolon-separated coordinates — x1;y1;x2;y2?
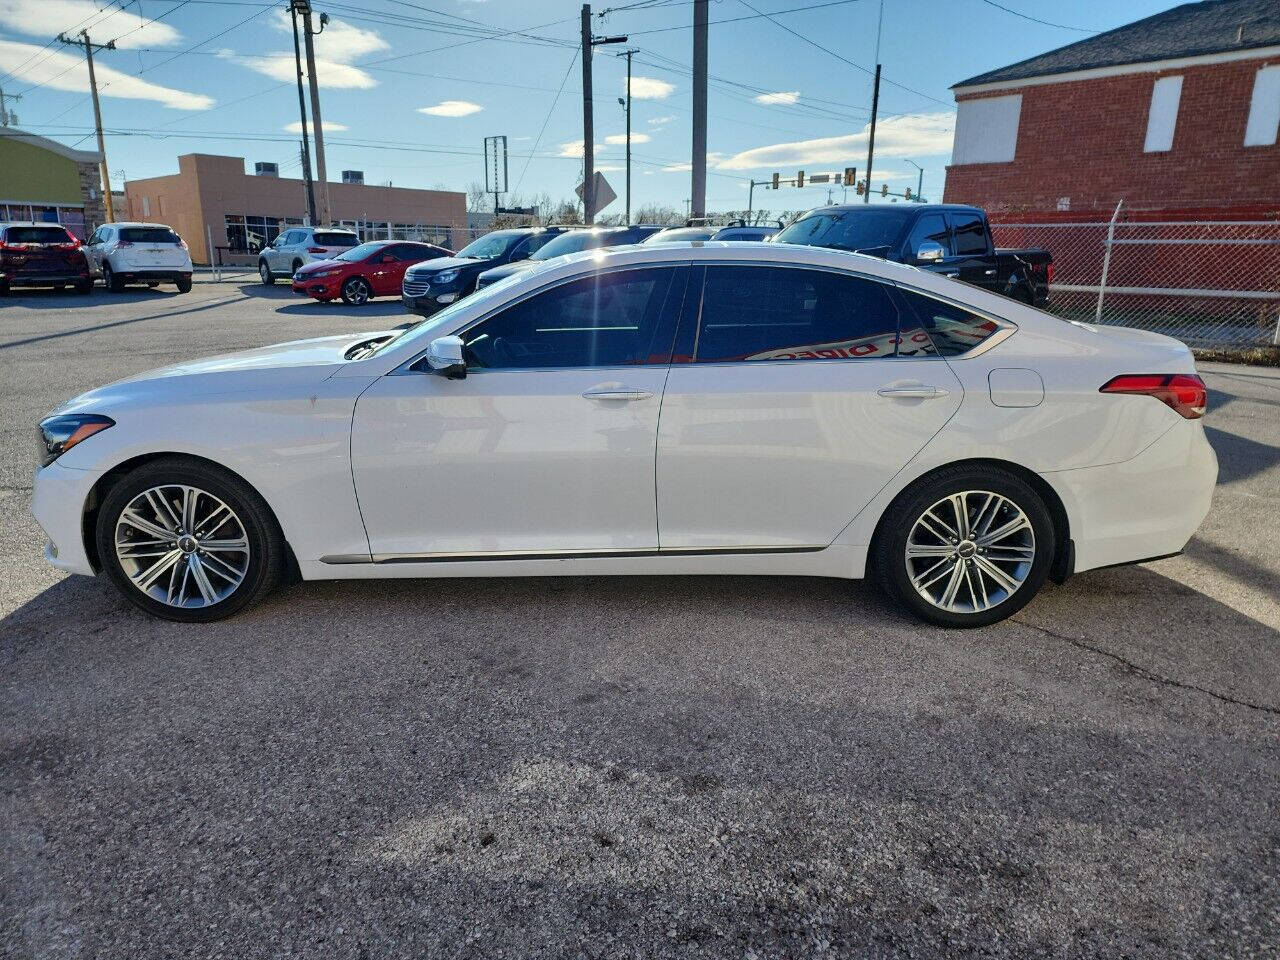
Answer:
2;280;1278;958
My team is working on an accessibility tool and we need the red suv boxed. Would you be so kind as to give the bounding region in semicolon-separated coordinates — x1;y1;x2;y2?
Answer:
0;222;91;295
291;240;452;305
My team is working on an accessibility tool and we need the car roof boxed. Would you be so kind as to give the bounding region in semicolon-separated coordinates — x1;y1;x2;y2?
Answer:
0;221;74;228
108;221;178;228
809;203;983;216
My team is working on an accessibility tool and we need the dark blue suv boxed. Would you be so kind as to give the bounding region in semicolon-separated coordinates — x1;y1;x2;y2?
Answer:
474;225;664;290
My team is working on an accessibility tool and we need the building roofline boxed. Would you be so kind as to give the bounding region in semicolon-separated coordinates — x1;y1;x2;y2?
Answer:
954;43;1280;95
0;128;102;164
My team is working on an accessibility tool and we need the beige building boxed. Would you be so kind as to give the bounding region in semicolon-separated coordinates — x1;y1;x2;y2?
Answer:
123;154;468;265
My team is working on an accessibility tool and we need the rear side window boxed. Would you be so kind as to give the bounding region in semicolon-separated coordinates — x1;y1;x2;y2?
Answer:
462;267;678;369
4;226;75;244
950;213;989;256
119;227;181;244
694;266;900;362
314;232;357;246
897;288;1002;357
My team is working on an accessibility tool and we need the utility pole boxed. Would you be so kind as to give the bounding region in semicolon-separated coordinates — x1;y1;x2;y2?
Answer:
580;7;626;225
690;0;708;220
58;31;116;222
581;5;594;224
0;83;20;126
863;64;880;204
290;2;317;225
295;0;331;225
617;49;637;224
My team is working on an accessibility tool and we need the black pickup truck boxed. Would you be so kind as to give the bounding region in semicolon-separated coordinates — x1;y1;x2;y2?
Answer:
774;203;1052;307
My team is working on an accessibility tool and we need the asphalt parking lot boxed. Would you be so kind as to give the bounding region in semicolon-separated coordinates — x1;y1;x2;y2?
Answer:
2;276;1278;958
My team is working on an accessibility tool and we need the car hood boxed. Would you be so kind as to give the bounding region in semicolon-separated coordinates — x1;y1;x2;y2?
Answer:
52;333;384;415
406;255;482;274
296;258;346;275
478;261;536;282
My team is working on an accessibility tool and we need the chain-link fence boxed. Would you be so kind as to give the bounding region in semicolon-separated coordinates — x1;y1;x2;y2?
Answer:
991;218;1280;348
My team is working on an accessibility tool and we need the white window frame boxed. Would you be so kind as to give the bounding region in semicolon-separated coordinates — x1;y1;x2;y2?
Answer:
951;94;1022;165
1244;64;1280;147
1143;75;1183;153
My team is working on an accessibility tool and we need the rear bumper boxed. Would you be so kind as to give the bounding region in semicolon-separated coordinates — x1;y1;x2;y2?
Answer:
2;270;89;287
111;269;192;283
1047;420;1217;574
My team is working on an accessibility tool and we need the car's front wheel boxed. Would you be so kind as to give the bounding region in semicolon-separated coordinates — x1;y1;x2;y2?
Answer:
875;465;1055;628
259;260;274;285
341;276;372;305
96;457;286;622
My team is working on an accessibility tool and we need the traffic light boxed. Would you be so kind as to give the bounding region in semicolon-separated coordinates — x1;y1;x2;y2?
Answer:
771;172;779;190
796;170;805;188
843;166;856;186
904;186;912;201
881;182;888;197
856;180;865;196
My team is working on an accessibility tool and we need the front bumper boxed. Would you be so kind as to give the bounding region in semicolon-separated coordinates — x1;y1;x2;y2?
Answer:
31;461;100;576
401;290;461;316
293;273;342;298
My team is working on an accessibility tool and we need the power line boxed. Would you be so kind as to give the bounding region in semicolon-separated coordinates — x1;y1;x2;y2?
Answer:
977;0;1094;33
626;0;865;35
513;48;579;194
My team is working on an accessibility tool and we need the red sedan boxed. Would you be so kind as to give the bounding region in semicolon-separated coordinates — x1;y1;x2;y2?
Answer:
291;240;452;304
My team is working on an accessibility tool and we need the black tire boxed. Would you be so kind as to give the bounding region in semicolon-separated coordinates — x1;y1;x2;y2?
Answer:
291;259;303;276
259;260;275;285
103;262;124;292
74;278;92;295
874;464;1055;628
95;457;286;622
340;276;372;306
0;280;7;296
176;276;192;294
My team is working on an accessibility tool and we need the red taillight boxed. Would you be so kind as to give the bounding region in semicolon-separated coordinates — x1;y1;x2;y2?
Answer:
308;246;326;254
0;242;28;251
1045;261;1055;285
1100;373;1207;419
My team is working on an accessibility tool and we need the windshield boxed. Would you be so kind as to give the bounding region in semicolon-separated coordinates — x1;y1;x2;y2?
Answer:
369;267;534;357
532;231;611;259
775;209;912;252
457;232;522;261
335;242;387;262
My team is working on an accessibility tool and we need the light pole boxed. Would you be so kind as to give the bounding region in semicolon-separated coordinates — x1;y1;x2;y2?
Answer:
617;48;637;224
904;159;923;202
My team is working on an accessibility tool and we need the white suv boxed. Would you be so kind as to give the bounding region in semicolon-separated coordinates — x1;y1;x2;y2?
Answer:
85;222;193;293
258;227;359;284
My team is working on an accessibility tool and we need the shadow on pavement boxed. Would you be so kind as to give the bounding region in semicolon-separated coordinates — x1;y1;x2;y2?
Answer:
0;292;250;351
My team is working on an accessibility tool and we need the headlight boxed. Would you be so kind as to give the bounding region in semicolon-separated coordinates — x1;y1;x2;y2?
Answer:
432;269;460;285
37;413;114;467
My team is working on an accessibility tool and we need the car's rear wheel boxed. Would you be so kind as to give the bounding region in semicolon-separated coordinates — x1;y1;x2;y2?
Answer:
875;465;1054;628
74;278;92;295
259;260;274;285
96;458;286;622
103;262;124;292
176;276;192;294
341;276;372;305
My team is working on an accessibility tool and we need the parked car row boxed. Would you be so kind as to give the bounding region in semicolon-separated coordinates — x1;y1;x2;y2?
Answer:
0;220;194;295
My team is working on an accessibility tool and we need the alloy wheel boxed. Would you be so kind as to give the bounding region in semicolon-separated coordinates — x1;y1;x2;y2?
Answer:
343;278;370;304
904;490;1035;614
114;484;250;608
259;262;271;283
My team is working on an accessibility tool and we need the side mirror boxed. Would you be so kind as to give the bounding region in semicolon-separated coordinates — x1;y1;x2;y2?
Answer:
915;240;946;263
425;335;466;379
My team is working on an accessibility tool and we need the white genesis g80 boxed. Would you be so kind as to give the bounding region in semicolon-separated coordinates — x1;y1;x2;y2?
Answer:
32;243;1217;627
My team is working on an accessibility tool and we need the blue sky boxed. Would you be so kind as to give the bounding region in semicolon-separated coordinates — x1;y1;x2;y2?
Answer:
1;0;1186;215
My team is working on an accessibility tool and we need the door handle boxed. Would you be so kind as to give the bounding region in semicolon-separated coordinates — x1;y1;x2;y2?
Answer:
941;271;960;278
582;387;653;402
878;385;950;399
983;268;998;276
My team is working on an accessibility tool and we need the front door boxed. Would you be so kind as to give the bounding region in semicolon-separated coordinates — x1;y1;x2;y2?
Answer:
350;265;687;559
656;264;962;550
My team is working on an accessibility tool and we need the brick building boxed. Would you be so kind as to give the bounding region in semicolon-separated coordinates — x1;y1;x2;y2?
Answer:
943;0;1280;220
124;154;468;265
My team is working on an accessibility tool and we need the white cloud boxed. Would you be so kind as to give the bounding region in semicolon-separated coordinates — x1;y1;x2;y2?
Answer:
558;139;600;158
754;90;800;106
604;132;650;145
630;76;675;100
0;38;211;109
647;115;675;126
284;120;348;134
0;0;180;49
418;100;483;117
233;12;387;88
717;112;955;170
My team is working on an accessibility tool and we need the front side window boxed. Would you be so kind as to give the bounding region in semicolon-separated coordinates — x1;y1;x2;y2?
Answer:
904;214;951;260
694;266;900;362
950;214;989;256
461;267;678;370
897;288;1002;357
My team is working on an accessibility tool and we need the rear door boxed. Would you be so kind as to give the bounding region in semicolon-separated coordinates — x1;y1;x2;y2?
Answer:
946;211;1001;293
118;226;186;270
656;263;962;550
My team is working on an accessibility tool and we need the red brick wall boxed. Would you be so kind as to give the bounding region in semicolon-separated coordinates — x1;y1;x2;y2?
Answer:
943;57;1280;221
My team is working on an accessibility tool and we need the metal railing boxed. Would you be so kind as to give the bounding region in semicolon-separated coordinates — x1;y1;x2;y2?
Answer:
991;211;1280;348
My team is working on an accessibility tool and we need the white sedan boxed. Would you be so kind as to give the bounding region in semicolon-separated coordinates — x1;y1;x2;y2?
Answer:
32;242;1216;627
